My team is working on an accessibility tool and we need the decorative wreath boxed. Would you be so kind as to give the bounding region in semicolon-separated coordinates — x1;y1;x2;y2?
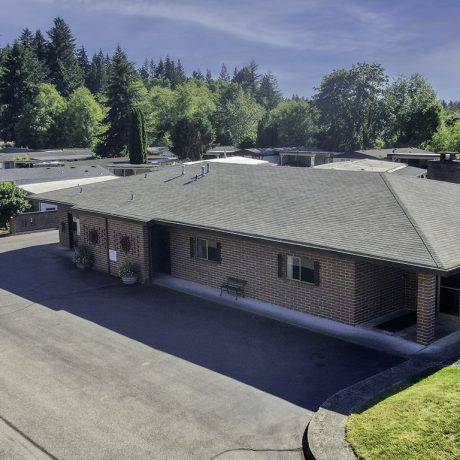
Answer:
120;235;131;253
88;229;99;245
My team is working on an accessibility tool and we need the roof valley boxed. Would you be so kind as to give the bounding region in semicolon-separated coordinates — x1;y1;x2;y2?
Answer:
379;173;441;269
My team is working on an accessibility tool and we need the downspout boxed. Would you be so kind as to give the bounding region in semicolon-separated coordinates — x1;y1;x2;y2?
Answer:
105;217;111;275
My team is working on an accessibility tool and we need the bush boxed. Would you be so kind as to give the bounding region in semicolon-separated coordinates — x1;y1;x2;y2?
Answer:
118;261;139;278
72;246;94;267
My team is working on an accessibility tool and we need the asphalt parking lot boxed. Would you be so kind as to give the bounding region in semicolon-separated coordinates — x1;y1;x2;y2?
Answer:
0;231;402;459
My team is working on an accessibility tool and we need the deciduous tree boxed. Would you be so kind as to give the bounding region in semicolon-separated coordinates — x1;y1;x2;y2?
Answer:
0;182;31;229
314;62;388;152
15;83;67;148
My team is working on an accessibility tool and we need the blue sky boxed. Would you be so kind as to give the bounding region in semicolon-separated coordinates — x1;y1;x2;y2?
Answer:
3;0;460;100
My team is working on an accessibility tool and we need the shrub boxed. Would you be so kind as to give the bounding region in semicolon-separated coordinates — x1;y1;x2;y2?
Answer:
118;261;139;278
72;245;94;267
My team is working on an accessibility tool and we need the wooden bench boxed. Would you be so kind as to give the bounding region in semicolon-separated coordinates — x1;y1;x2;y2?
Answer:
220;277;247;299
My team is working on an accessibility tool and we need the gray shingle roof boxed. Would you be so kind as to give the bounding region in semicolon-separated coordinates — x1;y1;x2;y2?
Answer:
0;165;113;185
32;163;460;272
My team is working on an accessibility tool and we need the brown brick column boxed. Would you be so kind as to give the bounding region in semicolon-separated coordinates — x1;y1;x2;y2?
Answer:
416;272;437;345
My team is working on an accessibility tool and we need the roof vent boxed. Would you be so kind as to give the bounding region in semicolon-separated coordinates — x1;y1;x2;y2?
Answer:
181;164;185;175
144;173;148;178
201;165;206;177
79;187;83;193
206;162;210;174
130;193;135;201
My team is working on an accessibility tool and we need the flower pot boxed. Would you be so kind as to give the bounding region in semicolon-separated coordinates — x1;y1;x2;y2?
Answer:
122;276;138;285
76;262;90;269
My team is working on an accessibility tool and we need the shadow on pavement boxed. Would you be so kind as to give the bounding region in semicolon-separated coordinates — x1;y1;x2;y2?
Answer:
0;242;403;411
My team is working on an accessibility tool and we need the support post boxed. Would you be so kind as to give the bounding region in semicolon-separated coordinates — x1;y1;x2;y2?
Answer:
416;272;436;345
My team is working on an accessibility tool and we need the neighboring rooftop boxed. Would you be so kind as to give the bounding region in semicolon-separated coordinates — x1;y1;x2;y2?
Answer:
0;165;113;184
0;148;95;163
1;165;117;194
33;163;460;273
341;147;437;161
314;159;427;177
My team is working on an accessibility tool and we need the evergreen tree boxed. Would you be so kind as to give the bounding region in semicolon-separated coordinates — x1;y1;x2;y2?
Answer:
192;69;204;81
77;46;91;86
46;17;83;96
128;107;147;164
176;59;186;85
257;72;282;110
139;58;150;85
0;41;42;142
206;69;213;84
32;30;48;76
164;56;175;83
232;60;259;94
219;64;230;82
19;28;34;48
87;50;109;94
155;58;165;79
98;46;136;156
148;59;156;79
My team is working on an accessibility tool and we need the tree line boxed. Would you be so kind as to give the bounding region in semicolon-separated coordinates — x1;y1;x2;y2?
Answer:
0;17;458;160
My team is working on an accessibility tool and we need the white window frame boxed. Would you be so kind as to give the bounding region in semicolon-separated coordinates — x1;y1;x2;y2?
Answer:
73;216;81;236
196;238;218;261
196;238;209;260
286;255;315;283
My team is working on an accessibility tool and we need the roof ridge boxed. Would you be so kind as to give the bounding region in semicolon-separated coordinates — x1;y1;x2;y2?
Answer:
379;173;441;269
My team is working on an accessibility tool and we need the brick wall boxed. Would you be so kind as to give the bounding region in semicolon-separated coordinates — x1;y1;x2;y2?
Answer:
354;262;406;323
105;217;150;283
404;271;418;310
427;160;460;184
169;226;357;325
56;206;150;283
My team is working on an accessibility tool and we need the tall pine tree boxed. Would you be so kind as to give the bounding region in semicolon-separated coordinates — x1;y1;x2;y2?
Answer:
87;50;109;94
98;46;136;156
47;17;82;97
0;41;43;142
77;46;91;87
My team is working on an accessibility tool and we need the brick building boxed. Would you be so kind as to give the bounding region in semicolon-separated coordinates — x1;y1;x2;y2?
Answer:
33;163;460;345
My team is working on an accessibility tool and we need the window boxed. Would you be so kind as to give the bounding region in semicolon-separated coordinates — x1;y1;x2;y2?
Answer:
195;238;221;262
286;255;315;283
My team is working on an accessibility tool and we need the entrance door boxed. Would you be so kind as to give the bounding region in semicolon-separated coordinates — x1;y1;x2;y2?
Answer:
438;273;460;318
67;213;75;249
154;228;171;274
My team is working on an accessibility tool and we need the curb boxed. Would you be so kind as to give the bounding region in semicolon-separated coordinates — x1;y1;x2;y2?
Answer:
303;354;460;460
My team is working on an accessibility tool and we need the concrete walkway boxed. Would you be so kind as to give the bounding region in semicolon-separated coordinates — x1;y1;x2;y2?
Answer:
154;275;427;358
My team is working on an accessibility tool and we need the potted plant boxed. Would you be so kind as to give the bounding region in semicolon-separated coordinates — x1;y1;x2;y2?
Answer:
72;245;94;269
119;261;139;285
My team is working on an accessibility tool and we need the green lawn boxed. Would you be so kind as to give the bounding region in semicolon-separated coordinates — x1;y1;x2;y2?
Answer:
347;365;460;460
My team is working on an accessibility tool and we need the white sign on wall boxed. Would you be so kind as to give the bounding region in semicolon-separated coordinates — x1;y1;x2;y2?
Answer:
109;249;117;262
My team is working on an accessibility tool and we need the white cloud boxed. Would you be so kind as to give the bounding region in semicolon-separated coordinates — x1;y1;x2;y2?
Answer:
38;0;411;53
